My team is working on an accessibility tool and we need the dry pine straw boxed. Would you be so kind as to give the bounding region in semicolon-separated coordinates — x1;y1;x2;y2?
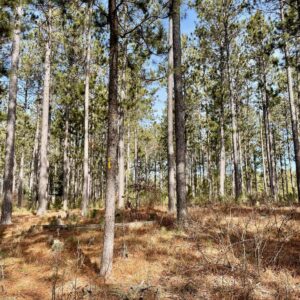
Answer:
0;205;299;299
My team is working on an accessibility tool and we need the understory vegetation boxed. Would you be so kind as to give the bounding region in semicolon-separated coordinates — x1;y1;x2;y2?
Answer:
0;203;299;299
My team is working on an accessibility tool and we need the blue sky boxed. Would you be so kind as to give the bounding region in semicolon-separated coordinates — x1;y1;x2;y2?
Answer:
153;6;197;120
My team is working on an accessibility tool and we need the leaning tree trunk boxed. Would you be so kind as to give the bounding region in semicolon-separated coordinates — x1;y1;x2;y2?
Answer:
37;7;52;216
1;5;22;224
99;0;118;278
172;0;187;224
167;16;176;212
82;1;92;216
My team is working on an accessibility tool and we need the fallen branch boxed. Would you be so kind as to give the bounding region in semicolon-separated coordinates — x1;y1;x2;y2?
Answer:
41;220;156;231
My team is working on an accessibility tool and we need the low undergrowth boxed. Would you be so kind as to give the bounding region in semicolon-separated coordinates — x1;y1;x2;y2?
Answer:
0;204;299;299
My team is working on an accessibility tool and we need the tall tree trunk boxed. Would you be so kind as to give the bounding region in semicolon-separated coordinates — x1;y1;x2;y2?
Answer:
238;132;244;194
272;127;278;198
279;153;285;198
225;27;241;199
126;125;131;193
17;152;24;208
253;153;258;192
29;98;41;203
118;54;126;208
100;0;118;278
219;46;226;198
12;156;17;200
134;128;138;189
82;1;92;216
37;7;52;216
261;70;276;198
280;0;300;202
286;123;296;195
117;5;128;209
1;4;22;224
172;0;187;223
63;112;70;211
118;110;125;208
167;16;176;212
134;128;139;208
260;114;268;193
219;106;226;197
230;94;241;198
193;154;197;196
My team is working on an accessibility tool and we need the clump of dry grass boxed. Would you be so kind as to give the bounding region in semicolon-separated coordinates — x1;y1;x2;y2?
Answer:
174;204;300;299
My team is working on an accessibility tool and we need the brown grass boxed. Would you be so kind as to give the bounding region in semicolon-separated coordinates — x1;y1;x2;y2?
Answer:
0;204;299;299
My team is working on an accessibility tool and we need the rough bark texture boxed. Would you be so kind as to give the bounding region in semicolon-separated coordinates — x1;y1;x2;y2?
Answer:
99;0;118;278
82;1;92;216
37;7;52;216
167;16;176;212
1;5;22;224
172;0;187;223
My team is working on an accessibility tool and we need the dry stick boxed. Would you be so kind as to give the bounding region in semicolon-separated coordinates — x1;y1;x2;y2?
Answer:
41;220;156;231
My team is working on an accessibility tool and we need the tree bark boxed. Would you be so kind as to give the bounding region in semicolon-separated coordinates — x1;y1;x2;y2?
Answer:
126;125;131;192
37;7;52;216
1;4;22;224
219;105;226;197
172;0;187;223
29;98;41;206
219;46;226;198
225;25;241;199
261;69;276;199
63;112;70;211
100;0;118;278
280;0;300;202
118;53;127;209
260;116;268;193
17;152;24;208
82;1;92;216
285;119;296;195
118;110;125;208
167;16;176;212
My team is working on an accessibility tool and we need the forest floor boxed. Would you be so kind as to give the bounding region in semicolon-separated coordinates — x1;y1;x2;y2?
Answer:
0;203;300;299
